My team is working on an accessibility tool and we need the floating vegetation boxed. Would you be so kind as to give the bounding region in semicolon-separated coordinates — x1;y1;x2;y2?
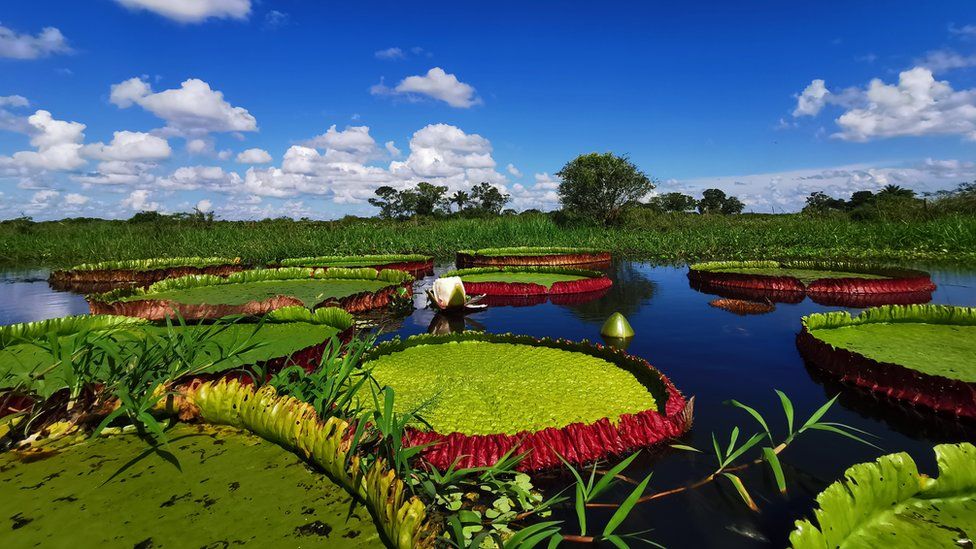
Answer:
708;298;775;315
362;332;691;470
0;423;385;547
49;256;246;292
689;260;936;307
789;442;976;548
425;277;486;313
88;267;414;319
456;246;611;268
798;305;976;419
443;266;612;300
279;254;434;278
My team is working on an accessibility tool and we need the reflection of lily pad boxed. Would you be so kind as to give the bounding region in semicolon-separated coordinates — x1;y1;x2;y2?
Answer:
798;305;976;419
89;268;413;319
708;298;775;316
0;424;383;547
363;332;691;470
790;442;976;549
561;262;657;318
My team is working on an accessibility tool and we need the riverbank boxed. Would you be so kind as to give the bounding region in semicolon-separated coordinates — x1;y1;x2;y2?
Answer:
2;212;975;267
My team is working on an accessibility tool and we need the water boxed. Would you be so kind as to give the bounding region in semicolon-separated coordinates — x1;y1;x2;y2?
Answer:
3;262;975;547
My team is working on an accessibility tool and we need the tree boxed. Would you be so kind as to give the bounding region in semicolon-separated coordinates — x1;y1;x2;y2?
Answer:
368;186;402;219
720;196;745;215
556;152;654;224
877;184;916;199
803;191;846;214
656;192;698;213
470;182;511;215
697;188;728;214
847;190;875;210
414;182;449;215
450;190;470;212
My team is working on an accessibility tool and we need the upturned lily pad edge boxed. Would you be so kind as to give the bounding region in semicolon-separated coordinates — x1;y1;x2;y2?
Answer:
443;266;613;296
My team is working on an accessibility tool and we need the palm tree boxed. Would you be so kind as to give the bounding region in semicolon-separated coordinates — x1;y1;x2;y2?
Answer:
450;190;470;213
878;184;915;199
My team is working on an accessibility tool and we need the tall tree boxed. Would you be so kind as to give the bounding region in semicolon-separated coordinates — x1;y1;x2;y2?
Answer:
656;192;698;212
697;188;728;214
368;186;401;219
414;182;449;215
556;152;654;224
450;190;470;212
470;182;511;214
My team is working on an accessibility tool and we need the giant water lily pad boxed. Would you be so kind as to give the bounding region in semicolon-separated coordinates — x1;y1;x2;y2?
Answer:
362;332;691;470
688;260;935;307
0;424;383;547
279;254;434;278
49;257;246;292
89;267;414;319
790;442;976;548
444;266;612;300
456;247;611;268
0;307;352;398
798;305;976;419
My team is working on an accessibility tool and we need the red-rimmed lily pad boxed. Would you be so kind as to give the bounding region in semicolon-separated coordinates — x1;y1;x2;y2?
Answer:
278;254;434;279
88;267;413;320
456;247;611;268
443;266;613;307
689;260;935;306
362;332;692;471
49;257;246;293
797;305;976;420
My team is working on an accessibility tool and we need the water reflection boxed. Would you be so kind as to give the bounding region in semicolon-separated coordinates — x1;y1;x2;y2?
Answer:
558;261;657;319
427;312;487;335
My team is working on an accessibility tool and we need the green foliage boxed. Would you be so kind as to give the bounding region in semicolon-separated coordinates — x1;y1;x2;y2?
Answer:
458;246;607;257
64;256;240;272
279;253;431;268
802;304;976;331
648;192;698;213
369;182;508;219
790;442;976;549
556;152;655;225
697;188;744;215
4;212;976;267
469;182;511;216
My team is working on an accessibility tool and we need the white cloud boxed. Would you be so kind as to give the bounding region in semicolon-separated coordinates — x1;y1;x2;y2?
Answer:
372;67;481;108
834;68;976;141
196;199;213;211
0;23;70;59
0;95;30;132
667;158;976;212
263;10;288;29
185;138;210;154
793;79;830;117
113;0;251;23
375;47;404;60
64;193;89;206
506;163;522;178
793;68;976;142
302;125;378;161
949;24;976;38
385;140;401;157
157;165;241;191
83;131;171;161
917;49;976;73
236;148;272;164
110;77;258;135
0;110;87;172
121;189;160;211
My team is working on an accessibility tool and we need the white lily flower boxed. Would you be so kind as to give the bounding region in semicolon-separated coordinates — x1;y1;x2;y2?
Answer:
427;276;486;311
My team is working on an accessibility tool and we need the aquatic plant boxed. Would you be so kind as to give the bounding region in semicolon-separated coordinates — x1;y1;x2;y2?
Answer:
425;277;486;312
708;298;775;315
456;246;611;267
49;256;246;292
89;267;415;318
789;442;976;548
279;254;434;278
601;312;635;338
179;378;436;548
799;304;976;419
443;266;612;297
362;332;691;471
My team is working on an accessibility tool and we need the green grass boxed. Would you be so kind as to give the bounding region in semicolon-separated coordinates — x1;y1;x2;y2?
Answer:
710;267;889;284
811;323;976;381
366;340;657;436
457;271;588;287
279;254;430;268
3;212;976;266
121;279;389;307
0;424;382;548
0;322;341;395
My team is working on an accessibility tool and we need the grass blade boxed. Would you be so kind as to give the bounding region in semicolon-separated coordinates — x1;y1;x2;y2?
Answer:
603;473;652;537
762;447;786;494
721;473;758;512
775;389;794;435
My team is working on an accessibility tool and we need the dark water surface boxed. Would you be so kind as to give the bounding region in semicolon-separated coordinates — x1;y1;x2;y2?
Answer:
2;261;975;548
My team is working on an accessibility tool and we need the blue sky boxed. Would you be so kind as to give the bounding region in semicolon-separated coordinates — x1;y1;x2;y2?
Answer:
2;0;976;219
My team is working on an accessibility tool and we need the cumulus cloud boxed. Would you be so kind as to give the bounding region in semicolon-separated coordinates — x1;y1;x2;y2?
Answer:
385;141;401;157
113;0;251;23
372;67;481;108
157;165;241;191
64;193;89;206
302;125;378;162
121;189;160;211
506;163;522;178
0;23;70;59
196;199;213;211
83;131;171;161
0;110;87;172
110;77;258;135
916;49;976;73
792;68;976;141
0;95;30;132
236;148;272;164
793;79;830;117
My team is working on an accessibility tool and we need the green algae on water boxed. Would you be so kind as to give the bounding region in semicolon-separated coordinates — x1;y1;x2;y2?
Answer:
366;340;657;436
0;424;383;548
